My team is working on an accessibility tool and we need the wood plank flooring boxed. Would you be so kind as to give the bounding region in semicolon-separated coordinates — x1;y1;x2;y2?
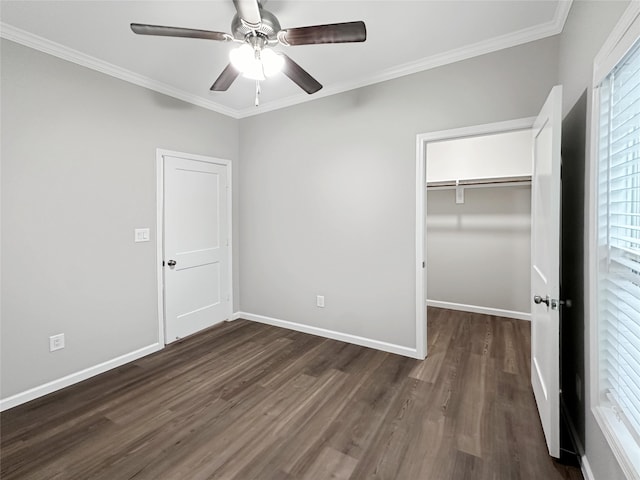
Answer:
1;308;583;479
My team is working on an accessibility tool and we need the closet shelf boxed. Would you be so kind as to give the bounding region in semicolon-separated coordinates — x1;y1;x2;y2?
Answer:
426;174;531;190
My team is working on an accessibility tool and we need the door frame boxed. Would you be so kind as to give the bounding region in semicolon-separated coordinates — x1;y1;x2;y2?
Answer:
155;148;233;346
414;116;536;359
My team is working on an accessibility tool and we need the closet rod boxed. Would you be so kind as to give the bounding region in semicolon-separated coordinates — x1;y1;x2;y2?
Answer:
426;175;531;189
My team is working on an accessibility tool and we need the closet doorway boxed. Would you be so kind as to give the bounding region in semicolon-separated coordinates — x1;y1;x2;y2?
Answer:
425;128;533;320
414;117;536;359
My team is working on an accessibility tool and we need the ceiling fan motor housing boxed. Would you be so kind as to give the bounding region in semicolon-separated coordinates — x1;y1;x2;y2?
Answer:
231;9;280;42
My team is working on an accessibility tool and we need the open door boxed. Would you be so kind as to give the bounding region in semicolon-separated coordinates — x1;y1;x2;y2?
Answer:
531;85;562;458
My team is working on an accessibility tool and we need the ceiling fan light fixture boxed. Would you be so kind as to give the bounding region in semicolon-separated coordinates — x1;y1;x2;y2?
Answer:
229;43;283;81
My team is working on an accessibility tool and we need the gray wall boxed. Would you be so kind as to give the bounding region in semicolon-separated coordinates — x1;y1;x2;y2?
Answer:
426;186;531;314
559;0;631;116
0;39;240;399
557;1;630;479
238;37;559;349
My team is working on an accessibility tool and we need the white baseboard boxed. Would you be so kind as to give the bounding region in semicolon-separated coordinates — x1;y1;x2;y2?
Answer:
0;343;163;412
581;454;595;480
230;311;242;321
426;300;531;321
237;311;420;359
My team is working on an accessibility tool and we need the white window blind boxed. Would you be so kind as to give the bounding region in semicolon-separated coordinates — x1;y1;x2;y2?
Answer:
598;36;640;443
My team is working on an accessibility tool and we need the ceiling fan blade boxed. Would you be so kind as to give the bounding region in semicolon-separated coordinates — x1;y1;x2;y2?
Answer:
131;23;231;41
210;64;240;91
232;0;262;28
278;21;366;46
281;54;322;94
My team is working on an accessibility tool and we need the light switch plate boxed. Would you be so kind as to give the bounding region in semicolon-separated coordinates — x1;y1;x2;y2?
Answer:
135;228;150;243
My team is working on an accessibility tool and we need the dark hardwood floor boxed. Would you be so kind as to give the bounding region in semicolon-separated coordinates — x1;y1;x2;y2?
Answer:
1;308;583;479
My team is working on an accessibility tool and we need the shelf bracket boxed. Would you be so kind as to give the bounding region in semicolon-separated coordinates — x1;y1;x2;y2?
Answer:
455;180;464;204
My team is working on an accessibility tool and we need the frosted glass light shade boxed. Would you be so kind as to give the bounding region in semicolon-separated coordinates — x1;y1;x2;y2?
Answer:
229;44;262;80
261;48;284;77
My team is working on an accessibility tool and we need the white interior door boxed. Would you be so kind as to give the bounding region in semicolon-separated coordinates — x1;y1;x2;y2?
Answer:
163;153;230;343
531;85;562;458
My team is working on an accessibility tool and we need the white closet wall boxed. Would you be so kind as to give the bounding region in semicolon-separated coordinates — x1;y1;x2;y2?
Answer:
426;130;533;319
427;129;532;181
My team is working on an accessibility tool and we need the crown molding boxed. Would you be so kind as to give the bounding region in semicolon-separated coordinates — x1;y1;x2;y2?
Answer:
239;0;573;117
554;0;574;34
1;0;572;119
0;22;241;119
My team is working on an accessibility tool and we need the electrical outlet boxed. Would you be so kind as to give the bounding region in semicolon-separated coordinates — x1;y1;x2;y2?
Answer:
316;295;325;308
50;334;65;352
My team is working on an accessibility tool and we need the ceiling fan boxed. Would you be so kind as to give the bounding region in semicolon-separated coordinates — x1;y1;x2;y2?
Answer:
131;0;367;104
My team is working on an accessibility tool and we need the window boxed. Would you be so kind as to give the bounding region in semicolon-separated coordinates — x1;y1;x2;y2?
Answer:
598;34;640;438
593;4;640;478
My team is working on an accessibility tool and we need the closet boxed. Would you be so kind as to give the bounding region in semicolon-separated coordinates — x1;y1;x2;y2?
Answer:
425;129;533;320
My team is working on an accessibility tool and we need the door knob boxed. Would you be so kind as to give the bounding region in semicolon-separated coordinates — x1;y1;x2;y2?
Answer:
167;260;177;267
534;295;550;306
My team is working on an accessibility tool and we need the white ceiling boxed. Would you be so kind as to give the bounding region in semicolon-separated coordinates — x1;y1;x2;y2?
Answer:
0;0;571;118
